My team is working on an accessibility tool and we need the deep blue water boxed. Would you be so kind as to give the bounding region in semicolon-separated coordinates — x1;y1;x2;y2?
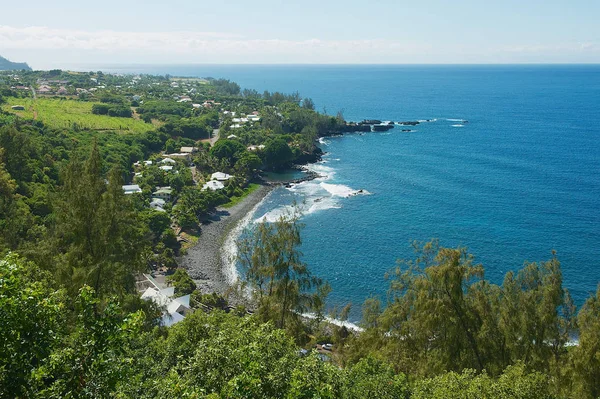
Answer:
104;64;600;320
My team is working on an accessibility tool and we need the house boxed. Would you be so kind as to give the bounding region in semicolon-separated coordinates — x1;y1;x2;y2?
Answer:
150;198;166;212
122;184;142;195
192;103;202;109
180;146;197;154
140;280;192;327
211;172;232;181
202;180;225;191
247;114;260;122
57;86;68;95
144;160;153;166
37;85;53;94
152;187;173;201
227;134;238;139
159;165;174;172
160;158;176;164
165;153;190;160
11;105;25;111
247;145;265;151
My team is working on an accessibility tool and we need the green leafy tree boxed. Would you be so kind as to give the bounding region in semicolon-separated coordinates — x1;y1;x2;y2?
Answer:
342;356;408;399
167;268;197;295
0;149;33;250
237;213;330;336
55;142;148;298
0;253;65;398
570;285;600;399
34;286;145;398
210;139;246;166
235;151;262;178
264;137;294;170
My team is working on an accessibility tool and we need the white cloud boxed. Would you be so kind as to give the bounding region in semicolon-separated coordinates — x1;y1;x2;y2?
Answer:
0;25;598;67
0;25;432;65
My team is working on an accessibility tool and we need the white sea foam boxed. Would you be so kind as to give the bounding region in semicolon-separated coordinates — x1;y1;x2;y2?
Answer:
320;182;365;198
418;118;438;123
304;163;335;180
301;313;364;332
318;137;330;145
254;204;299;223
446;118;465;122
452;124;465;127
221;190;273;285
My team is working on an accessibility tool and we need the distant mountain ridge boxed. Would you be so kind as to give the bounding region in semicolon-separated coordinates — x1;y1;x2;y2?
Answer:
0;55;32;71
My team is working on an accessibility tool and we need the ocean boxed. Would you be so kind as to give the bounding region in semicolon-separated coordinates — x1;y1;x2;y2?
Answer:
103;64;600;321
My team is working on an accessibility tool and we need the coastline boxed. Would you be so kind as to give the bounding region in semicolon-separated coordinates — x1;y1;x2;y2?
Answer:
178;183;273;298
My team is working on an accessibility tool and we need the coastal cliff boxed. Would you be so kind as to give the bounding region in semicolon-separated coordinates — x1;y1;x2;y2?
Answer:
0;55;32;71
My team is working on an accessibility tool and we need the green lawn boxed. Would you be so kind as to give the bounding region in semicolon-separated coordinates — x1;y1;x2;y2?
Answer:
2;97;155;133
221;183;261;208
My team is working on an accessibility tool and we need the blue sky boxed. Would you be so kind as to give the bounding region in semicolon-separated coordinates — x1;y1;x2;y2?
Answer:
1;0;599;68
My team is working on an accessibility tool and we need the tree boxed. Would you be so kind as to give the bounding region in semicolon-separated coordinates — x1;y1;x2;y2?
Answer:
263;137;293;170
349;242;576;379
0;253;65;398
412;364;554;399
302;97;315;110
0;149;33;250
34;286;145;398
55;142;147;298
210;139;246;166
570;285;600;399
167;268;196;295
343;357;408;399
237;213;330;336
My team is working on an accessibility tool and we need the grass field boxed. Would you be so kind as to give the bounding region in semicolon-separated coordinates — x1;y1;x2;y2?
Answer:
221;183;261;208
2;97;155;133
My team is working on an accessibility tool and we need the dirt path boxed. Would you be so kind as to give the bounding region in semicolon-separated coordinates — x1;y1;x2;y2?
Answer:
30;87;38;120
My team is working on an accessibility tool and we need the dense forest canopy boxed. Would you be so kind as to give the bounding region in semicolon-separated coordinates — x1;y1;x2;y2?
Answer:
0;69;598;398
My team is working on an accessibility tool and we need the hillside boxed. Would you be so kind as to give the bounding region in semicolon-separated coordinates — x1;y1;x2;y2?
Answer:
0;55;31;71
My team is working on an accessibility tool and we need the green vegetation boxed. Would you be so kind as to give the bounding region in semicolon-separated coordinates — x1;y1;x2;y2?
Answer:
2;97;151;133
0;54;31;71
237;214;330;340
1;68;599;398
222;182;260;208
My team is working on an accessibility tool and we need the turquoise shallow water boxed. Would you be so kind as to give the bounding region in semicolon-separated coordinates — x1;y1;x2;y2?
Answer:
104;64;600;320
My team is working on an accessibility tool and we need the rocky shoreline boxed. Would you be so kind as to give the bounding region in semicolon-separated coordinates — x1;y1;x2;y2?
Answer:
178;183;273;299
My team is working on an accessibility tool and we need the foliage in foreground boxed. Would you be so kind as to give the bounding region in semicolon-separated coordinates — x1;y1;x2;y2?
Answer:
0;252;567;399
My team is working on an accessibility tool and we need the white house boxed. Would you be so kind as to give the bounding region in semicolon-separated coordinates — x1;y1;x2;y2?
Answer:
247;145;266;151
141;283;192;327
122;184;142;195
153;187;173;200
160;158;176;164
211;172;232;181
159;165;174;172
165;153;190;160
180;147;197;154
150;198;166;212
202;180;225;191
227;134;238;139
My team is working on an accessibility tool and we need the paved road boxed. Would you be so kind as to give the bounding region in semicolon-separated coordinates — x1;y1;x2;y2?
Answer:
210;128;220;146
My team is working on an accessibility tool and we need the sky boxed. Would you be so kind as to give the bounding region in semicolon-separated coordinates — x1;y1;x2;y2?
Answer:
1;0;599;69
